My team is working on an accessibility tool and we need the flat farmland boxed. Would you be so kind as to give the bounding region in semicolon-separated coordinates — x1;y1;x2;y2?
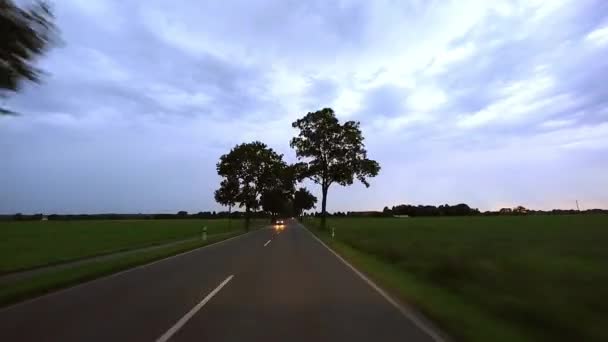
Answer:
307;215;608;342
0;218;263;274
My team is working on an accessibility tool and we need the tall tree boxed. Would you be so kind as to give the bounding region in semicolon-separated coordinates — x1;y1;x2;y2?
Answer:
260;162;300;218
214;177;239;228
290;108;380;228
293;187;317;219
260;188;287;217
1;0;58;114
216;141;285;229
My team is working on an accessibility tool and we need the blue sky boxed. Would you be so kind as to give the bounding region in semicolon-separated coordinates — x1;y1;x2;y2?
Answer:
1;0;608;214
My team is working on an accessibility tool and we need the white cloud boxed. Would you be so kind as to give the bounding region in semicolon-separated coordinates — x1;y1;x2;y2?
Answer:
332;88;364;117
526;0;573;21
540;118;577;129
267;67;309;99
457;72;558;128
585;25;608;47
371;112;432;133
549;123;608;151
406;86;448;112
427;42;477;75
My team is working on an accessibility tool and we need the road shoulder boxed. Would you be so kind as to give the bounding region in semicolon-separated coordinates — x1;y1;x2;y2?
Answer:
301;223;451;342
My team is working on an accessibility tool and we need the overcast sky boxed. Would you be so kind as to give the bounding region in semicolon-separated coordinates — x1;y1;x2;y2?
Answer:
2;0;608;214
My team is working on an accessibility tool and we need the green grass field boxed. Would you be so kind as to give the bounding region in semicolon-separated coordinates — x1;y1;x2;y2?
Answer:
0;218;266;274
306;215;608;342
0;230;243;307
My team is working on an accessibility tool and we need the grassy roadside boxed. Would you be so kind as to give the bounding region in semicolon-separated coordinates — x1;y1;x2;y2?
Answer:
307;226;528;342
0;218;266;274
0;229;247;308
303;216;608;342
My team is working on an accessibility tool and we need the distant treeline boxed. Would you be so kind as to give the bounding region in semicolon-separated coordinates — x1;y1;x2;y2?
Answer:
2;206;607;221
308;203;480;217
308;205;608;218
0;211;270;221
388;204;480;216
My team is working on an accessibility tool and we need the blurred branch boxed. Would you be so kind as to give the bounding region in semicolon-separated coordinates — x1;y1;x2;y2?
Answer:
0;0;59;106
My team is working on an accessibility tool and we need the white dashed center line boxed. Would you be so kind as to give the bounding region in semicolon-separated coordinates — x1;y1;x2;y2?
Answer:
156;275;234;342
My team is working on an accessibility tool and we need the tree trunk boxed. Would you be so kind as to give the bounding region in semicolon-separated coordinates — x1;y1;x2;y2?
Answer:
228;205;232;231
245;205;251;231
321;184;328;230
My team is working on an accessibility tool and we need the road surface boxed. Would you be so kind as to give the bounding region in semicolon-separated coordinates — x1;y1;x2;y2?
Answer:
0;220;441;342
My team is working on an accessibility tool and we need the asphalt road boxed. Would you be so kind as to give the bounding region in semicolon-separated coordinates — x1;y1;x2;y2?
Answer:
0;220;441;342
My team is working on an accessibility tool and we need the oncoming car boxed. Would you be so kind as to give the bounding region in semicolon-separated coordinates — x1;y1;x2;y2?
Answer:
271;217;285;230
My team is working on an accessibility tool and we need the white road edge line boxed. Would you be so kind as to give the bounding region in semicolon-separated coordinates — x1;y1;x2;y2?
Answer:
264;239;272;247
302;225;446;342
156;275;234;342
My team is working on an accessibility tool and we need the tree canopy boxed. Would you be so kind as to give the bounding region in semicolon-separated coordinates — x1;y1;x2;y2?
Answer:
260;188;289;217
290;108;380;227
214;178;239;212
1;0;58;114
260;163;300;216
215;141;286;228
293;187;317;217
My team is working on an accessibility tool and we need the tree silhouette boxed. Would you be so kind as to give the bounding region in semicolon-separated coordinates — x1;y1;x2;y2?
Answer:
1;0;58;114
293;187;317;218
260;162;300;217
216;141;286;229
214;178;239;214
260;188;287;217
214;177;239;228
291;108;380;229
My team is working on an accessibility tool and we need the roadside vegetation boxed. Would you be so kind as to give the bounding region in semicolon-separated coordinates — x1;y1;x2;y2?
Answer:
0;218;264;274
0;228;244;307
305;215;608;342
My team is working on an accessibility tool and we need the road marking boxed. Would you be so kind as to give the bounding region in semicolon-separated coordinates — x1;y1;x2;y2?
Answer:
0;230;260;313
156;275;234;342
302;225;446;342
264;239;272;247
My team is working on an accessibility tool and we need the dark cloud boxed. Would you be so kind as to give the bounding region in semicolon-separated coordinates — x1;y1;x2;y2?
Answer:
1;0;607;213
304;78;339;109
7;6;271;119
361;84;407;118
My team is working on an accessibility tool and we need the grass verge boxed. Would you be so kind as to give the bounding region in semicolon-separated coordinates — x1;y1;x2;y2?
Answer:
304;215;608;342
0;229;245;308
308;227;530;342
0;218;266;274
